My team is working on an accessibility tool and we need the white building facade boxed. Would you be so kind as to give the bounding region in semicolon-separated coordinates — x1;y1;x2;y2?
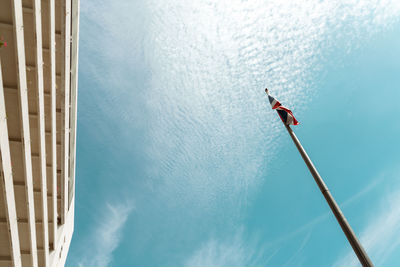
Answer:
0;0;79;266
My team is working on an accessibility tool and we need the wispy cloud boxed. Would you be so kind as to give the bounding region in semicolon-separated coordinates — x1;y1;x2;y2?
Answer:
186;175;395;267
184;230;276;267
269;175;382;247
333;188;400;267
75;1;400;265
140;0;400;215
79;0;400;215
282;230;312;267
77;202;134;267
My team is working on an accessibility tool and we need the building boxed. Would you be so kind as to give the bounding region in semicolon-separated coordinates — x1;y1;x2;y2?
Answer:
0;0;79;266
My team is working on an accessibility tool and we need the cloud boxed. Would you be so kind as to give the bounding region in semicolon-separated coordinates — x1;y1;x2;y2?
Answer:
78;0;400;216
333;189;400;267
75;1;400;264
282;230;312;267
184;230;276;267
184;228;313;267
186;176;394;267
139;0;400;214
260;172;382;249
77;202;134;267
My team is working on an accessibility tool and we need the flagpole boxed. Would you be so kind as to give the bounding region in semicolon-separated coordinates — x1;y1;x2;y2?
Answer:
283;123;373;267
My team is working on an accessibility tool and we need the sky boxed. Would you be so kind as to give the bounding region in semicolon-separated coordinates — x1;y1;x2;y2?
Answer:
66;0;400;266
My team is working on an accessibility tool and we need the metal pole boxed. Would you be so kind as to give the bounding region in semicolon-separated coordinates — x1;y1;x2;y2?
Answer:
284;124;373;267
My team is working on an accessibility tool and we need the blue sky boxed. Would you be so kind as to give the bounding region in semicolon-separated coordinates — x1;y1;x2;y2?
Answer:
66;1;400;266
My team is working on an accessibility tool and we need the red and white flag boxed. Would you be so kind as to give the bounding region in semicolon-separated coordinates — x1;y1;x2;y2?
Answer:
265;88;299;126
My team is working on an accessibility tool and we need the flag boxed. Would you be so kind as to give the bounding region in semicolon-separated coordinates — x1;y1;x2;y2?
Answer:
265;88;299;125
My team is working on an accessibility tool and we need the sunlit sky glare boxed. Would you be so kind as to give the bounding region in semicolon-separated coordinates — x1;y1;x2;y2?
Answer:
67;1;400;266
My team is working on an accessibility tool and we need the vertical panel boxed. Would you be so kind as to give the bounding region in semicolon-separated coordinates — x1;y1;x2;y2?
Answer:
32;0;49;264
68;0;79;209
10;0;38;266
49;0;57;251
55;0;63;230
61;0;71;224
0;59;22;267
